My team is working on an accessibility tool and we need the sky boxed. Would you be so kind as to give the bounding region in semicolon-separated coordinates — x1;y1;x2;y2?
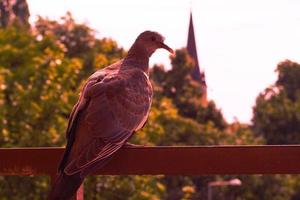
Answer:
27;0;300;123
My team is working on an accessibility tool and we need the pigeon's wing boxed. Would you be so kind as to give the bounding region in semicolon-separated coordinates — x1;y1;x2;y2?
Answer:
58;77;98;171
63;68;152;176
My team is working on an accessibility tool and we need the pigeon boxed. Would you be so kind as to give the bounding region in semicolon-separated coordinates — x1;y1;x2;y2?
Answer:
48;31;174;200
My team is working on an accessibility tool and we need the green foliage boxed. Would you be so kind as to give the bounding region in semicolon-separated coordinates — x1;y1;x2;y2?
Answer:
276;60;300;101
85;176;166;200
0;26;82;147
131;97;224;146
197;101;227;130
34;13;125;78
151;49;227;130
209;175;300;200
0;176;49;200
252;60;300;144
152;49;202;119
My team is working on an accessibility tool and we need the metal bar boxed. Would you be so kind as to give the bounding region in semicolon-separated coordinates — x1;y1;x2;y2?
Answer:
1;145;300;176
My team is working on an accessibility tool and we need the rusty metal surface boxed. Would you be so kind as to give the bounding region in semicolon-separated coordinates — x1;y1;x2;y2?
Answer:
1;145;300;176
0;147;62;176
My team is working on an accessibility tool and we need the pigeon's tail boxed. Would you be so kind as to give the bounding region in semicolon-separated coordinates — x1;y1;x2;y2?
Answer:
48;172;83;200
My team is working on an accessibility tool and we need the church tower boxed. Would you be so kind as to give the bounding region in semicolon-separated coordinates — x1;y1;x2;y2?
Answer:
187;12;207;107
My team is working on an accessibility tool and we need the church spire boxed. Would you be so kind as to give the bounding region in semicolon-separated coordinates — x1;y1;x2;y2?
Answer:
187;12;201;81
187;12;208;107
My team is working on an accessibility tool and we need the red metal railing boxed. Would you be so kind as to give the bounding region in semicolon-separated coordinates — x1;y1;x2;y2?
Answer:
1;145;300;199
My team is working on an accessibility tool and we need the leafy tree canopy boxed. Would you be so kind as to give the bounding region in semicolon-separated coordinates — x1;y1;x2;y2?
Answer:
252;60;300;144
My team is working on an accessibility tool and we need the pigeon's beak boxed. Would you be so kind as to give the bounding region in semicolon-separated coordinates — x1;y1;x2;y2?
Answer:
158;42;174;54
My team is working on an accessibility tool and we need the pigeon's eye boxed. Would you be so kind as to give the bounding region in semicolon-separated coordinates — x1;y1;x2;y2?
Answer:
151;36;156;41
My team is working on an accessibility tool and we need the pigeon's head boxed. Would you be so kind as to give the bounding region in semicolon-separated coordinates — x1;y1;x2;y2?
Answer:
133;31;174;57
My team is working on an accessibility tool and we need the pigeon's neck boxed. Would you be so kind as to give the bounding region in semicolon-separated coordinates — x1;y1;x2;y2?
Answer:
122;43;150;74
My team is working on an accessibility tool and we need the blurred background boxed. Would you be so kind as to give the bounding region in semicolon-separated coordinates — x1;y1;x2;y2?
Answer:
1;0;300;199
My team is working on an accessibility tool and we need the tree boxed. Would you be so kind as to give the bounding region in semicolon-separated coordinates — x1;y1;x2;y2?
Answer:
34;13;125;78
0;0;30;28
0;25;83;199
151;49;227;130
252;60;300;144
276;60;300;101
0;26;83;147
152;49;202;119
0;14;127;199
197;101;227;131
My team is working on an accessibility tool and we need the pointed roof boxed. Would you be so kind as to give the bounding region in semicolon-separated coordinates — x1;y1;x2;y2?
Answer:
187;12;201;81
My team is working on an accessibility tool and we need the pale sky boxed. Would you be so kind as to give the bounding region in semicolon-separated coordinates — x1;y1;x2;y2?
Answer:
27;0;300;123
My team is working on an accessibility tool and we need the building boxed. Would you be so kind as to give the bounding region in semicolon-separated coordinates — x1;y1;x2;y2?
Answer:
186;12;207;107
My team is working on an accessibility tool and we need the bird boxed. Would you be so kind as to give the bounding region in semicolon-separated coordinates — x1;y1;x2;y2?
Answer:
48;31;174;200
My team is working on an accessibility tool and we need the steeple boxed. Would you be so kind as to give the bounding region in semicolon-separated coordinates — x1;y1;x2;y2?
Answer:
187;12;201;81
187;12;208;107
